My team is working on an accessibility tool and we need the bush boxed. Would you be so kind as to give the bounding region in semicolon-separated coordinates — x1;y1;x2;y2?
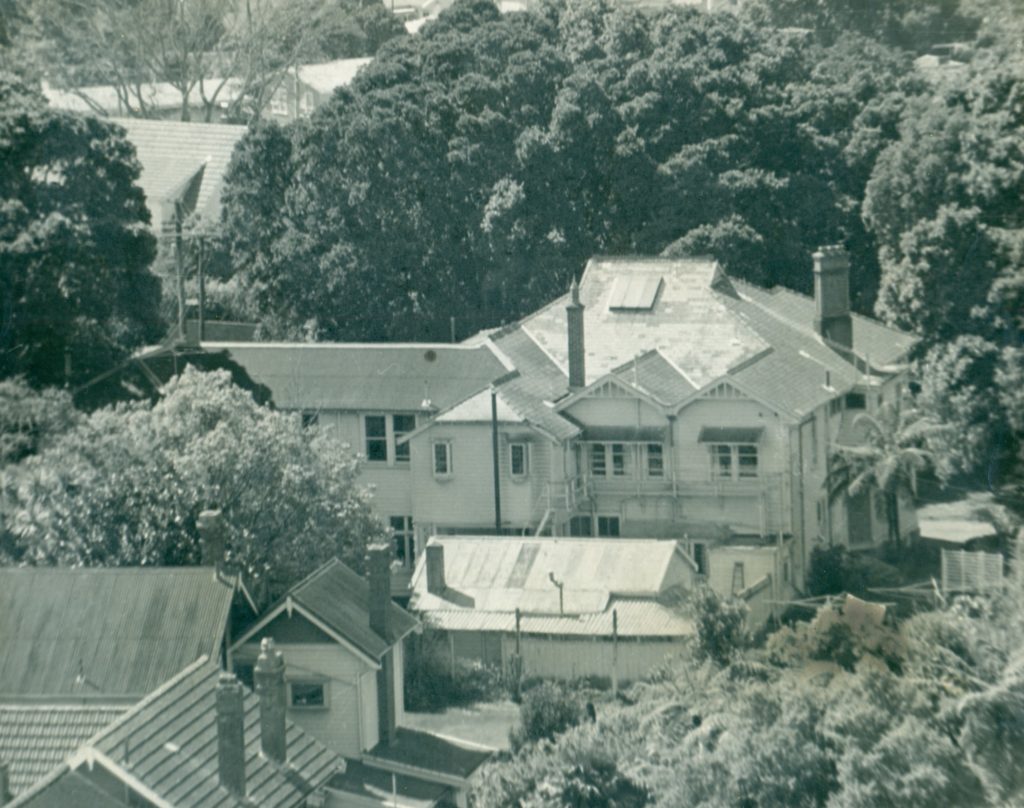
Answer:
510;682;582;749
555;755;651;807
692;586;749;666
808;546;903;598
404;632;507;712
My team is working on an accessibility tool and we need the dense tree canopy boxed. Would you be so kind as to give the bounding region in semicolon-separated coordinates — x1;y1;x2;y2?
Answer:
0;74;162;390
220;0;921;341
0;368;384;605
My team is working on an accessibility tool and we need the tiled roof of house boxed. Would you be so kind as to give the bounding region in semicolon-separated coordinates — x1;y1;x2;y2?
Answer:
364;727;491;782
202;343;509;413
410;537;687;616
9;768;128;807
0;706;127;796
110;117;247;224
288;559;419;659
0;567;237;699
11;657;344;808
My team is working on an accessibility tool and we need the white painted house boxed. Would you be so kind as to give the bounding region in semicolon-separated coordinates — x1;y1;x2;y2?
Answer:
208;248;918;596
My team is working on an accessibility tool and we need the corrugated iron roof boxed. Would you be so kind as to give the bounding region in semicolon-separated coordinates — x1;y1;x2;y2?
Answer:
203;343;508;413
0;568;237;699
87;657;342;807
0;706;127;796
410;537;684;616
110;117;246;224
288;559;419;660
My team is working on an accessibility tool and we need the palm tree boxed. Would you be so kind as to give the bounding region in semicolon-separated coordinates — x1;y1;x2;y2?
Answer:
830;396;947;550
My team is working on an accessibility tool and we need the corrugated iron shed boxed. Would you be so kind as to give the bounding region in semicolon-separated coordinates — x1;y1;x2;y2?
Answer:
0;567;237;698
0;705;127;796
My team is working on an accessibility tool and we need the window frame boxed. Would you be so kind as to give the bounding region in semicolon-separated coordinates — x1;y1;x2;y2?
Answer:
389;515;415;569
709;443;759;481
364;415;389;463
568;515;593;537
288;679;329;710
589;443;607;477
509;442;529;479
645;443;665;478
392;414;416;463
596;515;621;537
432;441;453;478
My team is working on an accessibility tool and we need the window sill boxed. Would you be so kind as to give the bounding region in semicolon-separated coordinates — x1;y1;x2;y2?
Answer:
432;474;454;482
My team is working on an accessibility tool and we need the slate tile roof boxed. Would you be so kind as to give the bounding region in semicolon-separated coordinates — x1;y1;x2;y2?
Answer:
9;768;128;807
0;706;127;795
110;117;247;224
0;568;237;699
202;343;509;413
286;559;419;659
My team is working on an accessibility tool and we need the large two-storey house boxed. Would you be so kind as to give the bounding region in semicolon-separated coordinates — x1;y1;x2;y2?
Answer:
205;248;916;596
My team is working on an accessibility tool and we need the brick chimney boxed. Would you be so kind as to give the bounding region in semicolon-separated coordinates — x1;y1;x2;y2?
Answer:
254;638;287;765
566;277;586;390
197;509;226;569
216;672;246;796
425;543;446;595
367;543;396;746
812;246;852;349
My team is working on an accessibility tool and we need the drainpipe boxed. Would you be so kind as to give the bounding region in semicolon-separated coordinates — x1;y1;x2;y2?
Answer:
491;388;502;534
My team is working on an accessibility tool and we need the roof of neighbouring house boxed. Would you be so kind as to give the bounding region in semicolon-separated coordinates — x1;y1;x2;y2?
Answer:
201;342;511;413
235;558;419;661
0;705;128;796
0;567;240;699
409;537;694;638
9;657;344;808
297;58;374;95
363;727;492;783
110;117;247;225
327;759;452;807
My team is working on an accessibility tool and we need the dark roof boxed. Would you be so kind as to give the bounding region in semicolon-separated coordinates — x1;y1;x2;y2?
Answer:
203;343;509;413
288;559;419;660
110;118;246;225
0;567;237;698
612;350;696;405
328;759;451;807
364;728;490;782
91;658;339;807
0;706;127;795
10;768;129;807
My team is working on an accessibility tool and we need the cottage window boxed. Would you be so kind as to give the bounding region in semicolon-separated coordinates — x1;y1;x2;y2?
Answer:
390;516;415;568
610;443;627;477
433;441;453;477
365;416;388;462
710;444;758;481
393;414;416;462
597;515;620;537
289;680;328;709
844;392;867;410
590;443;607;477
569;515;593;536
646;443;664;477
510;443;529;478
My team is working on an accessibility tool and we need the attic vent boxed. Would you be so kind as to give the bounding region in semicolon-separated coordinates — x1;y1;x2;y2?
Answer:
608;276;663;311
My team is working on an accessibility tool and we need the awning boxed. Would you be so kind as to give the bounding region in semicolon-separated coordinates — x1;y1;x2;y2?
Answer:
581;426;668;443
919;518;998;545
697;426;764;444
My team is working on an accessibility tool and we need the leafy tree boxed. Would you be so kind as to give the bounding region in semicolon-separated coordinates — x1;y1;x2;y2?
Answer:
0;367;384;604
692;585;749;666
831;398;943;548
0;74;162;391
0;378;79;465
510;681;582;749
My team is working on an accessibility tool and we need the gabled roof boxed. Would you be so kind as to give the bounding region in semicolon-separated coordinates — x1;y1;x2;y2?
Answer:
410;537;687;616
110;117;247;224
0;567;239;699
203;343;509;413
234;559;419;662
11;657;344;808
0;705;127;796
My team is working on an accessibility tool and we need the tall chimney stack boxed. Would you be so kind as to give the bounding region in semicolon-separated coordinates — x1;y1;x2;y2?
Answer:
197;509;226;570
425;544;446;595
216;672;247;796
254;638;287;765
812;246;852;349
367;544;397;746
566;277;586;390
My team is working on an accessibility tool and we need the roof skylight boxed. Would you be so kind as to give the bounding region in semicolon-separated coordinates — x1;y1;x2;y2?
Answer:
608;275;663;311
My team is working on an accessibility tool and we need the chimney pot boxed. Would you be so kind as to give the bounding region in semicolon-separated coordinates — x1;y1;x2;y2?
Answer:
812;245;852;349
426;544;446;595
215;672;246;796
566;277;586;390
197;509;226;569
254;638;287;765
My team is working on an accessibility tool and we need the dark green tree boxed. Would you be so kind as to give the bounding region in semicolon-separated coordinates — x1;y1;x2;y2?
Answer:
0;74;162;392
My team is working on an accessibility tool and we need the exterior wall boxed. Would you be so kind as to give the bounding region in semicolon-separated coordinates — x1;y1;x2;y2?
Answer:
408;424;552;533
706;543;793;627
512;634;688;683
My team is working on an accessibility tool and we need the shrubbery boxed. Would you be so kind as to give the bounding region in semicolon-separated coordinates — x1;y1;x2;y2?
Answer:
404;632;507;712
509;682;583;750
692;586;749;666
